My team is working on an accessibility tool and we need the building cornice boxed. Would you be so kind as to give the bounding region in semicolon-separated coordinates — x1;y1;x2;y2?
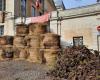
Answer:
51;3;100;20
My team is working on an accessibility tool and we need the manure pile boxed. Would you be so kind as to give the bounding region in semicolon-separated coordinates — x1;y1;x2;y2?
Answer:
47;46;100;80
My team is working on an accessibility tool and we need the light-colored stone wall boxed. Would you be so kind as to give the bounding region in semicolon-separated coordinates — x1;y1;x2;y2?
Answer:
50;3;100;50
3;0;15;36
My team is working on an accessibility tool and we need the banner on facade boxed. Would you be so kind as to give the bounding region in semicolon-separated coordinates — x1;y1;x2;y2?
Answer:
31;13;49;23
15;13;50;24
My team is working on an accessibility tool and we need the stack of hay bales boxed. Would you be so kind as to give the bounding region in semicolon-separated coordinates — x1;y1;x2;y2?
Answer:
13;24;29;59
0;36;14;60
0;23;61;67
41;33;61;68
27;23;47;63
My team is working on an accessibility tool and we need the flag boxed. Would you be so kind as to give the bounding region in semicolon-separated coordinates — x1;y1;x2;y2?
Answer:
35;0;41;9
31;13;50;23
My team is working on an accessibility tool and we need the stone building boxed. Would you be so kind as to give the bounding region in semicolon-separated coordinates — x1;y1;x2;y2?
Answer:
0;0;56;36
50;3;100;51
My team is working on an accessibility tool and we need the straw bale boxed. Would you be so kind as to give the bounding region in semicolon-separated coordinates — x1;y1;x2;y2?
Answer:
0;36;7;45
3;46;14;59
19;48;29;59
16;24;29;36
29;23;47;35
13;47;20;59
44;49;60;68
28;48;45;63
42;33;60;49
13;36;26;47
25;35;42;48
0;48;4;60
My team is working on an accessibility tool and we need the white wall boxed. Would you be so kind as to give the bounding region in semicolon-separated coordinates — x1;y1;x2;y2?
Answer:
4;0;15;36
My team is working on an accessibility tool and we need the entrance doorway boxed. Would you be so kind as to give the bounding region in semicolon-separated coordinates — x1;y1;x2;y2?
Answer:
97;35;100;52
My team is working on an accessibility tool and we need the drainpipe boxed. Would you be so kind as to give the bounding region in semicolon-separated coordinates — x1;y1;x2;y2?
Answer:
57;10;59;34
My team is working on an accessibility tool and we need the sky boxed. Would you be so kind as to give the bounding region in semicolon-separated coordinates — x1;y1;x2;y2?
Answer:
62;0;98;9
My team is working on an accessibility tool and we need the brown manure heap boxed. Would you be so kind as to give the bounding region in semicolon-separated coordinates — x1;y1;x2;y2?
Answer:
47;46;100;80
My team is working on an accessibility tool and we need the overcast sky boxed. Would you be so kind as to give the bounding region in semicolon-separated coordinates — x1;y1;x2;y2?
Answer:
62;0;97;9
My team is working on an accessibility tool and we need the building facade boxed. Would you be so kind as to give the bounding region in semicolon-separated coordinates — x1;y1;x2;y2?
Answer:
50;3;100;51
0;0;56;36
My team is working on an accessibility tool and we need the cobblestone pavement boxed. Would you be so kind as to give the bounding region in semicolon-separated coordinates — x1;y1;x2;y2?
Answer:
0;60;53;80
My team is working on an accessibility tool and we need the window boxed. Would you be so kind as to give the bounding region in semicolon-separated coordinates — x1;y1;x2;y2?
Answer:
0;25;4;36
32;6;35;17
0;0;6;11
73;36;83;47
21;0;26;17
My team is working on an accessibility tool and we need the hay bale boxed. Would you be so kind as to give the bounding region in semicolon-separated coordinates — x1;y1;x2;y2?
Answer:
0;36;7;45
6;36;14;45
25;35;42;48
0;48;4;60
13;47;20;59
0;36;14;46
19;48;29;59
28;48;45;63
41;33;60;49
3;46;14;59
30;35;41;48
0;11;5;23
16;24;29;36
44;48;60;68
29;23;47;35
13;36;26;47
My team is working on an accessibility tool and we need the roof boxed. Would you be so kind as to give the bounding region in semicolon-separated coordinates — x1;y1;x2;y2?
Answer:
53;0;65;10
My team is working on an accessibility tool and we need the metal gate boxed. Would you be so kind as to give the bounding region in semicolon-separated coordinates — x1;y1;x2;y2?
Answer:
73;36;83;47
97;35;100;52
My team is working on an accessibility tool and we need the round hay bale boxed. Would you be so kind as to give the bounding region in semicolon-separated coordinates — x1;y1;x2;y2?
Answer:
28;48;44;63
4;46;14;59
42;33;60;49
0;48;4;60
16;24;29;36
19;48;29;59
44;49;61;68
0;36;7;45
13;47;20;59
6;36;14;45
13;36;26;47
29;35;41;48
29;23;47;35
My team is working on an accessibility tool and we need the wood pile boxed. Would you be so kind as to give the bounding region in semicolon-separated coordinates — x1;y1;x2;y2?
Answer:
47;46;100;80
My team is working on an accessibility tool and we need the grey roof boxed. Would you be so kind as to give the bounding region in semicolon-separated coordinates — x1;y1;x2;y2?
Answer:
53;0;65;10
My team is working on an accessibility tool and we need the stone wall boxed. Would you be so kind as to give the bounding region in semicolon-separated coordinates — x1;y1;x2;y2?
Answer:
50;3;100;50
